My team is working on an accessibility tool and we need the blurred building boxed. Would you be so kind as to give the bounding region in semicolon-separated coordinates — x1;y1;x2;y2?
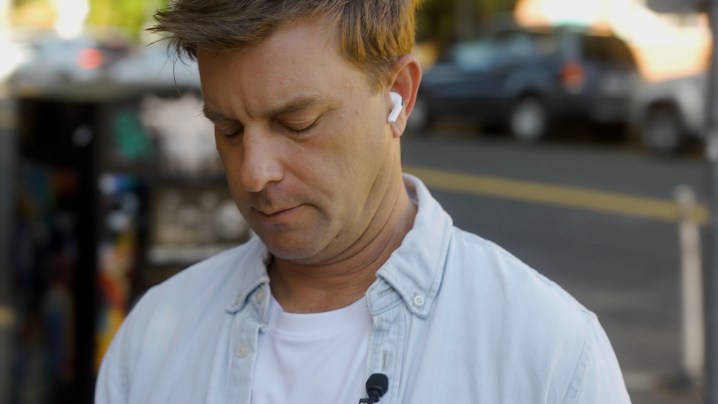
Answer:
515;0;711;81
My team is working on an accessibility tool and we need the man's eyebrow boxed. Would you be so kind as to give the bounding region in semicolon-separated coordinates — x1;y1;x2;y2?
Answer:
202;106;233;124
202;96;337;123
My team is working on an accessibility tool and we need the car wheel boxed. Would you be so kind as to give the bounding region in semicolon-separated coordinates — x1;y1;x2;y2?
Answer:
509;96;548;143
406;94;432;134
641;104;685;153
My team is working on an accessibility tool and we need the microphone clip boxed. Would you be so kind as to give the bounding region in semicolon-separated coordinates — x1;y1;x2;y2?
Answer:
358;373;388;404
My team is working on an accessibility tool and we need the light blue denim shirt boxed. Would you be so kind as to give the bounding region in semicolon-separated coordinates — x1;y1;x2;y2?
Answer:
96;175;631;403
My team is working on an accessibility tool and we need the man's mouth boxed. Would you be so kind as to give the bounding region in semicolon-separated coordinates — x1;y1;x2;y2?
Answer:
255;205;300;219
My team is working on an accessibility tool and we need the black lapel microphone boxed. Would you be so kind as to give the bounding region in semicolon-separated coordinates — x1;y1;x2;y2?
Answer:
359;373;389;403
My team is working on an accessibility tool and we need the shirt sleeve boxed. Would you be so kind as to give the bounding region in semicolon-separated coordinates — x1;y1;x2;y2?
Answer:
95;315;131;404
564;315;632;404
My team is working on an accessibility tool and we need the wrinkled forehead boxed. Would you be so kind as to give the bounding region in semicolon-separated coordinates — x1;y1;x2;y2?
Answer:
195;17;375;118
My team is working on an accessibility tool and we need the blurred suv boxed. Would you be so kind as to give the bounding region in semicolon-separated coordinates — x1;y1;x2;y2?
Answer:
630;73;705;153
409;24;640;142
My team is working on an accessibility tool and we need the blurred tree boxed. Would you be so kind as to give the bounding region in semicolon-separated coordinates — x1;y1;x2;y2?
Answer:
417;0;518;45
86;0;166;41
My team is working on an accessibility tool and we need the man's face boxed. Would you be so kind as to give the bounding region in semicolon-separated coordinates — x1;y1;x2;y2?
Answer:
197;17;399;265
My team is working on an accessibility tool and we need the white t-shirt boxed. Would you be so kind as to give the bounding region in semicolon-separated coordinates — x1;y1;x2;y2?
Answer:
252;296;373;404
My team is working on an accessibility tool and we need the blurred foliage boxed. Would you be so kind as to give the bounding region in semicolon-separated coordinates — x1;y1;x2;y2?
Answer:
12;0;39;6
417;0;517;46
86;0;166;41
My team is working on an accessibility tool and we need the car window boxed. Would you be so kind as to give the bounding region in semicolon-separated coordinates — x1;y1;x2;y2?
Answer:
445;29;559;71
495;33;532;60
580;35;636;65
532;32;560;57
453;41;494;71
455;31;537;70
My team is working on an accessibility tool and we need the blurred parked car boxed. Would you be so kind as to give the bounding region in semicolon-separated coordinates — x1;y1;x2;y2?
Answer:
9;32;129;91
409;24;640;142
630;73;705;153
108;42;200;89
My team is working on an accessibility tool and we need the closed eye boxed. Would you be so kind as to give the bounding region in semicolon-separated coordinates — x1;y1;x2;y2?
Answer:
278;118;319;135
217;124;243;138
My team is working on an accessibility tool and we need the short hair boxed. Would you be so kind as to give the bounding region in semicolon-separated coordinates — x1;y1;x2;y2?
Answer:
151;0;421;91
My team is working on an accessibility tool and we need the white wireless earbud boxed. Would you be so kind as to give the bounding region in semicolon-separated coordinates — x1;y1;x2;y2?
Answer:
388;91;403;123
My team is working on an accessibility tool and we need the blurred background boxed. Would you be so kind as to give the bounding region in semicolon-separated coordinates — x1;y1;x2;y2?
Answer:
0;0;713;403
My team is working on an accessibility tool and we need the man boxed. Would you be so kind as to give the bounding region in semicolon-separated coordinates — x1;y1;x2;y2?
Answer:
96;0;632;403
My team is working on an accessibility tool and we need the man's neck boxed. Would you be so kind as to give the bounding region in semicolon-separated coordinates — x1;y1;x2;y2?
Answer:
268;178;417;314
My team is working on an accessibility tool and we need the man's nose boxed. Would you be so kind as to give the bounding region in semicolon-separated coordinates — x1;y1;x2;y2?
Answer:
239;130;283;193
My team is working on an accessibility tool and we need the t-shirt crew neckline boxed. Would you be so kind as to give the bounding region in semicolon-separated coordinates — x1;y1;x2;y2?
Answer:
267;295;372;339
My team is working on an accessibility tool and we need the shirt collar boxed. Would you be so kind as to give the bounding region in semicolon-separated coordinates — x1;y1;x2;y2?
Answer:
369;174;453;319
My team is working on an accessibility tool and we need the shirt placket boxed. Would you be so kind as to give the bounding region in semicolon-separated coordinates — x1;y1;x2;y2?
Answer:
366;293;409;404
227;285;269;403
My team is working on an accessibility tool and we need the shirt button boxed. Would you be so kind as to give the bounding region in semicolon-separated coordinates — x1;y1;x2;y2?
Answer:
255;288;266;304
235;344;250;358
413;294;425;308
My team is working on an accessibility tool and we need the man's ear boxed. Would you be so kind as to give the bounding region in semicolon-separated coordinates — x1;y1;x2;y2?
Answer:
387;54;422;137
